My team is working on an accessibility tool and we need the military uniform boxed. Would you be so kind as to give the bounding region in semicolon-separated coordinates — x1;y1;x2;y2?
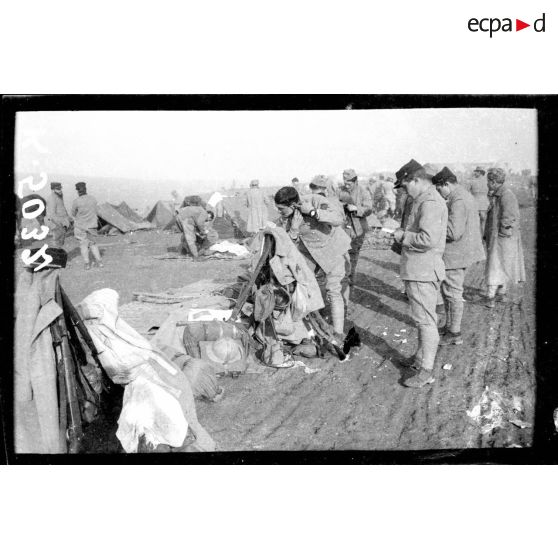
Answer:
337;172;373;290
437;179;485;338
466;173;489;236
47;187;71;247
399;186;448;371
380;180;396;215
246;180;268;233
71;184;102;268
485;183;525;300
283;193;351;334
177;205;214;257
71;193;99;248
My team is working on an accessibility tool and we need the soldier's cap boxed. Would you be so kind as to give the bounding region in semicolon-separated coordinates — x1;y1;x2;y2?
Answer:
250;179;259;187
432;166;457;186
474;166;486;175
487;167;506;184
394;159;424;188
50;182;62;190
309;175;328;189
75;181;87;190
343;168;358;181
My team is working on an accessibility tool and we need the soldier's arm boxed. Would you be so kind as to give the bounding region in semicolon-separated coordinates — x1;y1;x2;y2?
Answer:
446;199;467;242
499;191;519;236
402;201;446;252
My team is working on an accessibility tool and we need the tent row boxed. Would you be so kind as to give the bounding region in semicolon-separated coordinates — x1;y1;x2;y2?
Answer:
97;202;155;234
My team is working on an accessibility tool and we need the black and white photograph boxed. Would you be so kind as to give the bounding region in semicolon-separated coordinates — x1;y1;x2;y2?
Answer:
4;97;552;460
2;0;558;554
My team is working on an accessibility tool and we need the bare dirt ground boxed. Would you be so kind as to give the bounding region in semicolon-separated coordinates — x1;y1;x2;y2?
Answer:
15;208;536;452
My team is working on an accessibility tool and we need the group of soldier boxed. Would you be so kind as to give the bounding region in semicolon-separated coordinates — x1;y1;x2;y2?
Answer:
267;161;525;388
46;181;104;270
39;162;526;390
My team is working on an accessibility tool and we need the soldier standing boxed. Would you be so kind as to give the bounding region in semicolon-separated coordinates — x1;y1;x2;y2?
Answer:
337;168;373;295
47;182;72;248
71;182;103;270
432;167;485;345
246;179;268;234
392;160;448;388
466;166;489;237
484;168;525;307
275;177;350;335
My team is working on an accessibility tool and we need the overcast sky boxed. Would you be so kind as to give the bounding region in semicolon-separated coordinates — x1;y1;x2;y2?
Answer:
15;108;537;190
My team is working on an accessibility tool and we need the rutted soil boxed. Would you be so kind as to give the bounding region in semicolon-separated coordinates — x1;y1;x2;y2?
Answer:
15;208;536;451
196;207;536;451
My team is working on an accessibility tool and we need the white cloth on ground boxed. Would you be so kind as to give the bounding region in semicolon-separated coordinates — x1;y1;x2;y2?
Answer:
116;375;188;453
208;240;250;257
78;288;215;453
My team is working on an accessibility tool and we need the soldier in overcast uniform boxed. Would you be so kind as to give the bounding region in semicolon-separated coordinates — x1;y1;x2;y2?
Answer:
71;182;103;270
275;177;350;335
432;167;485;345
392;160;448;388
337;168;373;296
483;168;525;307
47;182;72;248
465;166;489;237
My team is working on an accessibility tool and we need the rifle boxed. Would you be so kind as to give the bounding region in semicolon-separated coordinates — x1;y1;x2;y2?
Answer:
344;205;363;238
52;280;83;453
60;287;104;373
229;233;273;322
60;286;110;399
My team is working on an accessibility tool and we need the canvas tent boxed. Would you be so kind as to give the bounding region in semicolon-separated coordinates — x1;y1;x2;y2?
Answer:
97;202;154;233
111;201;146;223
145;200;177;229
212;211;247;239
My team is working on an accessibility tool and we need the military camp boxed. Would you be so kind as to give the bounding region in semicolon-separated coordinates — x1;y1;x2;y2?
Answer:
12;108;542;457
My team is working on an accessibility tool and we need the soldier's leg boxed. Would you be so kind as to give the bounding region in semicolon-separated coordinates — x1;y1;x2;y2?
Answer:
403;280;423;368
75;227;91;266
341;253;351;307
406;280;439;372
88;230;103;266
348;235;365;289
440;268;466;345
181;221;199;257
325;256;347;335
485;283;500;307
